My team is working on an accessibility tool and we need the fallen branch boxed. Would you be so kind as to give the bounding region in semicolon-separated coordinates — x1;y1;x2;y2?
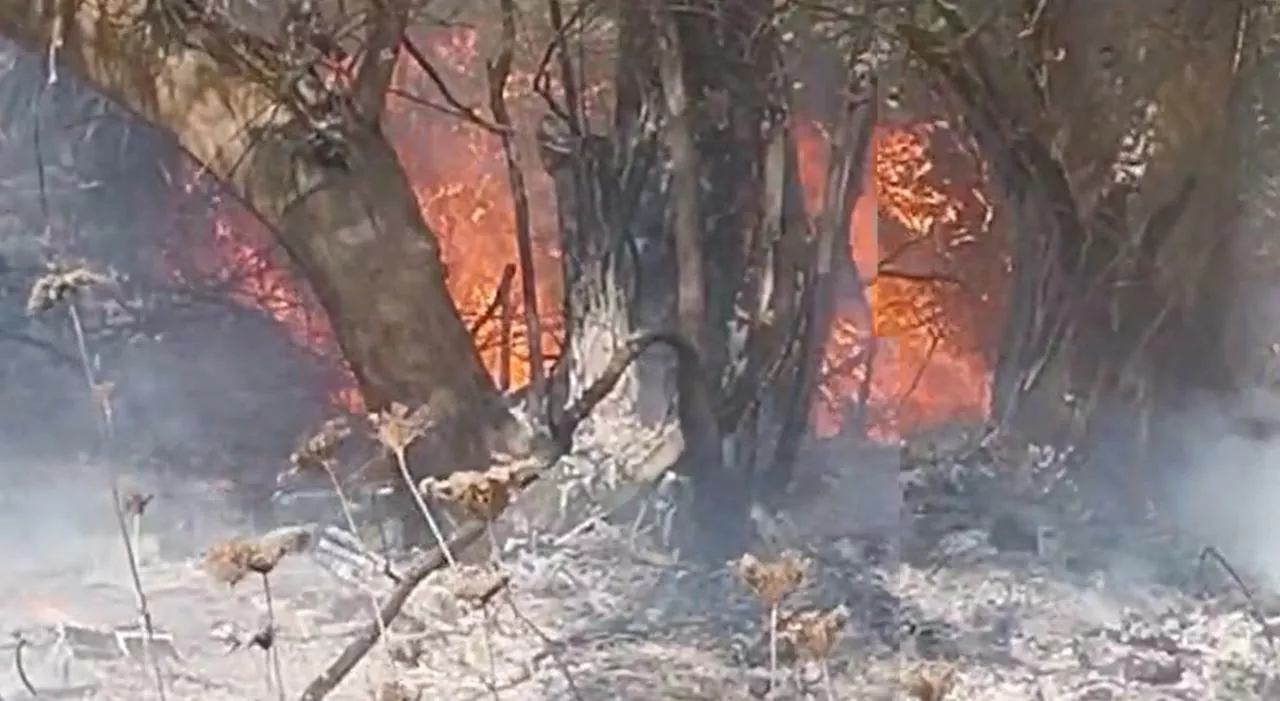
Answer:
297;330;701;701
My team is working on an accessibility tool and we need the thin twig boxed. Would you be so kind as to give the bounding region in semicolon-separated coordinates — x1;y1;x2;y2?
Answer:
501;591;583;700
14;636;37;697
262;574;287;701
1198;546;1277;653
392;446;458;568
322;464;399;667
110;483;168;701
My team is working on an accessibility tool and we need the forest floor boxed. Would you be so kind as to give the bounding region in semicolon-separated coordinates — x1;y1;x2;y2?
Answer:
0;422;1275;700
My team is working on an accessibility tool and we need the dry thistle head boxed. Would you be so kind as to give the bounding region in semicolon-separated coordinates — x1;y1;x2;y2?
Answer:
779;605;848;660
903;665;957;701
420;465;516;521
369;402;432;455
733;550;809;608
289;416;351;474
203;536;297;586
444;565;510;606
25;266;107;315
117;486;153;518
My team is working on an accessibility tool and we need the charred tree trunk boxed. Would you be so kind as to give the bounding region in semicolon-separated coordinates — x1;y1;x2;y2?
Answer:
644;0;878;550
0;1;525;474
902;0;1247;464
537;127;644;426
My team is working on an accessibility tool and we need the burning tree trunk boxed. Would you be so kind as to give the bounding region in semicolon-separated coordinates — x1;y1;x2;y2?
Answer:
900;0;1249;456
534;0;877;551
0;1;527;470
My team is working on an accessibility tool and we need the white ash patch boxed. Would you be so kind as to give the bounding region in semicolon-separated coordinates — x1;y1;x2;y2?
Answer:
3;427;1280;699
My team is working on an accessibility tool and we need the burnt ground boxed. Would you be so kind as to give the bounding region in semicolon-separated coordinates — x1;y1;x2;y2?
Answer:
0;421;1276;700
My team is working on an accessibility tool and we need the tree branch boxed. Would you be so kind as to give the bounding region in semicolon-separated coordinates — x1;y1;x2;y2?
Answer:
351;0;408;120
488;0;547;408
400;37;508;134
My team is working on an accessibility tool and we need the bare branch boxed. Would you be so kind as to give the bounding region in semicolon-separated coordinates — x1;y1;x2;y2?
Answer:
399;37;507;134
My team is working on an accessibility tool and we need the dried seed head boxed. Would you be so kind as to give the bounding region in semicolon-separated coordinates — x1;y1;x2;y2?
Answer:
444;565;510;606
25;266;107;315
369;402;432;455
204;540;254;586
779;605;848;660
117;487;153;518
733;551;809;608
420;466;516;521
203;535;299;586
903;665;957;701
289;417;351;474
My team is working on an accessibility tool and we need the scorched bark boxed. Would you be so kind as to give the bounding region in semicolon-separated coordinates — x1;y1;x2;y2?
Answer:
0;0;520;469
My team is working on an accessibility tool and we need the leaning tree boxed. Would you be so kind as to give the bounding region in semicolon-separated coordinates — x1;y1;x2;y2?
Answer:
0;1;536;473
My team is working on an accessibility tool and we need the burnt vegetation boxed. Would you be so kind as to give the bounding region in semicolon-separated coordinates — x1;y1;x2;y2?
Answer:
0;0;1277;698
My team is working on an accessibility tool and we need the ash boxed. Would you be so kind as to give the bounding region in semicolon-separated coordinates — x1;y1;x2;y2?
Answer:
0;422;1276;700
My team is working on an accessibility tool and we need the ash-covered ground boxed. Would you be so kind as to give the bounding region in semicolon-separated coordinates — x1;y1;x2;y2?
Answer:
0;420;1277;700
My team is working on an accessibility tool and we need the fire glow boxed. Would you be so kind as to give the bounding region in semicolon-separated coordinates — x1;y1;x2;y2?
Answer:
171;29;994;440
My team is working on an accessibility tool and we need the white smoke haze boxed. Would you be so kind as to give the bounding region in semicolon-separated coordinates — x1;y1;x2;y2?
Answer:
1161;389;1280;594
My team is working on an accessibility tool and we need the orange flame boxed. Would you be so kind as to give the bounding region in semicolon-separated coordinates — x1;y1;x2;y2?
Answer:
174;28;995;440
793;121;992;440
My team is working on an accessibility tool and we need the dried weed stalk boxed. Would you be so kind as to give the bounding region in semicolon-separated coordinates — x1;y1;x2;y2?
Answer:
288;417;400;668
779;605;848;700
903;665;957;701
110;481;168;701
370;402;458;567
25;265;106;315
13;632;37;696
421;465;517;560
445;564;511;697
734;551;809;689
204;535;299;701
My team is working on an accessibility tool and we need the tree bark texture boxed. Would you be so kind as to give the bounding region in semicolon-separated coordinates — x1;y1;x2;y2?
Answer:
0;1;521;471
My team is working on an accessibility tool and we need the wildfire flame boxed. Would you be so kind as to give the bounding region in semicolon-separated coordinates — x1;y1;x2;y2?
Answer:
794;120;994;440
171;28;997;440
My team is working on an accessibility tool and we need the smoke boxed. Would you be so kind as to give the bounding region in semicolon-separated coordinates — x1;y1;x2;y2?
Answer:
0;41;336;578
1155;389;1280;593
